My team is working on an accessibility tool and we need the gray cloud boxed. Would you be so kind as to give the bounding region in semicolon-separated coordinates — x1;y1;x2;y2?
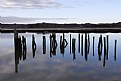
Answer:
0;0;61;8
0;16;69;24
0;16;39;23
1;0;121;9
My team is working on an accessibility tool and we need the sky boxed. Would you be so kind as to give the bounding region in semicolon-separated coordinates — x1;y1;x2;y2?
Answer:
0;0;121;24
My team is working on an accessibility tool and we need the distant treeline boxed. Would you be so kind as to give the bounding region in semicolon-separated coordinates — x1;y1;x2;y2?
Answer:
0;22;121;29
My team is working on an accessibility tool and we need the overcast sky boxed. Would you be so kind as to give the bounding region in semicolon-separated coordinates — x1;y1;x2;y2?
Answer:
0;0;121;24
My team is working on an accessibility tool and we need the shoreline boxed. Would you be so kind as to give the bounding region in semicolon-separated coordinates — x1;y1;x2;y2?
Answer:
1;27;121;33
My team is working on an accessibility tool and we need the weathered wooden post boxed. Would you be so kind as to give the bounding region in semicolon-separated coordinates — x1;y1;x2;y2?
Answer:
81;34;83;56
22;36;27;60
18;36;22;60
63;33;65;42
14;37;19;73
87;34;90;54
14;23;18;39
43;36;46;54
32;34;36;58
78;33;80;53
72;38;76;61
85;33;88;61
106;35;109;60
114;40;117;61
60;34;68;56
50;34;58;57
103;37;106;67
93;36;95;56
14;23;19;73
50;34;52;57
70;34;71;54
60;36;62;50
98;35;103;61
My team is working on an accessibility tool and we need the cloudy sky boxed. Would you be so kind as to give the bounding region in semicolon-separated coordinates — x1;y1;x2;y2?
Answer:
0;0;121;24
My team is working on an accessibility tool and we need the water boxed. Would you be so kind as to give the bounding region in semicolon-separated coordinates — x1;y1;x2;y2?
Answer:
0;33;121;81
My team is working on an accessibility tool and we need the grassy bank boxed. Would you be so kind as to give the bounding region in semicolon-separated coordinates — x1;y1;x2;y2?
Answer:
1;27;121;33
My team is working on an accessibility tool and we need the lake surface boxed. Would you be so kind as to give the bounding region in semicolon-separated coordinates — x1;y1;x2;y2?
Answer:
0;32;121;81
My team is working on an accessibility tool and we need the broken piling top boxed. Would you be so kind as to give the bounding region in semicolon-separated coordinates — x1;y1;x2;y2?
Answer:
14;23;18;39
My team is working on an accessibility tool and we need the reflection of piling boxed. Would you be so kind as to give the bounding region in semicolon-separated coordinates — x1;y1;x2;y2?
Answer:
85;34;88;61
50;34;52;57
98;35;103;61
60;34;68;56
18;36;22;60
32;35;36;58
43;36;46;54
85;34;87;55
14;35;22;73
81;34;83;56
50;34;58;57
70;34;71;54
87;34;90;54
14;28;22;73
93;36;95;56
60;36;64;55
114;40;117;61
60;36;62;50
78;33;80;53
14;37;19;73
106;35;109;60
72;38;76;60
15;62;18;73
22;36;27;60
18;37;22;66
103;37;106;67
63;33;65;42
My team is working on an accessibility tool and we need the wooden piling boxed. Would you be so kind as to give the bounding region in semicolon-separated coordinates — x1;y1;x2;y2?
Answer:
43;36;46;54
93;36;95;56
103;37;106;67
78;33;80;53
114;40;117;61
81;34;83;56
106;35;109;60
70;34;71;54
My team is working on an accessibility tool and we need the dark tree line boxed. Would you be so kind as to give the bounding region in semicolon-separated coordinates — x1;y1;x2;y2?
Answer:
1;22;121;29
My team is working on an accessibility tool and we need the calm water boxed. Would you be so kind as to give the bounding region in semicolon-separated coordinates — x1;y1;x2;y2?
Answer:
0;33;121;81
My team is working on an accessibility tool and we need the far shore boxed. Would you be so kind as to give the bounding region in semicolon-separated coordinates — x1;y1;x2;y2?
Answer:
1;27;121;33
1;22;121;33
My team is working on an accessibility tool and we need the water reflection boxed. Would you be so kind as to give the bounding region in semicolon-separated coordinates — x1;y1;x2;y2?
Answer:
93;36;95;56
22;36;27;60
103;37;106;67
84;33;90;61
70;34;71;54
14;34;27;73
72;38;76;60
81;34;83;56
98;35;103;61
106;35;109;60
13;32;118;73
60;33;68;56
43;36;46;54
32;34;36;58
50;33;58;57
78;33;80;53
114;40;117;61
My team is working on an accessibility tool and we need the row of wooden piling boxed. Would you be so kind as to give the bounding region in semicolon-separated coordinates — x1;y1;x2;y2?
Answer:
14;28;36;73
14;28;118;72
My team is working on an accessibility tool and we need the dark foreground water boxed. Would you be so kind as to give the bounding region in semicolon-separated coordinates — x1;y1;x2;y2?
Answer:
0;33;121;81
